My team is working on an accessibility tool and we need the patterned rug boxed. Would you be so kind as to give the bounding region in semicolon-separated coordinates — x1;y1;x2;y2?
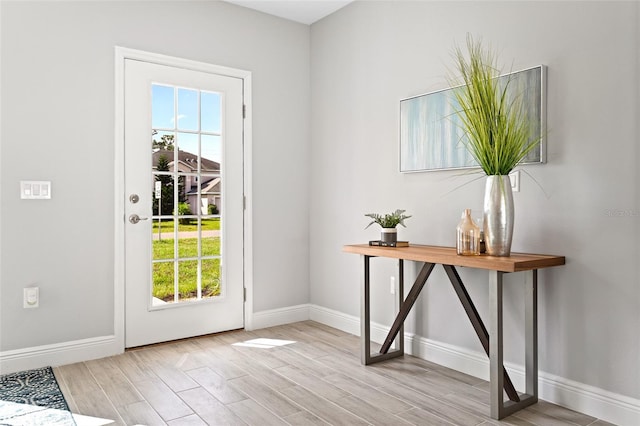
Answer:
0;367;69;411
0;366;76;425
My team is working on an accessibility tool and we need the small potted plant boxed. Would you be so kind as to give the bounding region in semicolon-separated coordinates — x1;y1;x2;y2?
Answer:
365;209;411;243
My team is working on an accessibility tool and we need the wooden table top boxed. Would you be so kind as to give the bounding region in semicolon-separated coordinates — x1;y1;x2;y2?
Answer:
343;244;565;273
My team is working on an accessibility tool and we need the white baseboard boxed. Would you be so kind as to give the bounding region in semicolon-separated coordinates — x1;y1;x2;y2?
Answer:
309;304;360;335
250;304;311;330
0;304;309;374
0;335;120;375
308;304;640;426
3;304;638;425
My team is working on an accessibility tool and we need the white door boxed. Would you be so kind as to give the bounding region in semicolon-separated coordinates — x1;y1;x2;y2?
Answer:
124;58;244;347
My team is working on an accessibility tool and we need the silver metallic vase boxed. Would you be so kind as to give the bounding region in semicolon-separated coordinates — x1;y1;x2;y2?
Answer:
483;175;514;256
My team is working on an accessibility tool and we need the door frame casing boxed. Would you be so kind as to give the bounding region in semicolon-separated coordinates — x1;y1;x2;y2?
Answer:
114;47;254;351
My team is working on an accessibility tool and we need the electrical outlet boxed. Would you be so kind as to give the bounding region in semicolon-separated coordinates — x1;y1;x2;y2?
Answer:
24;287;39;308
390;276;396;295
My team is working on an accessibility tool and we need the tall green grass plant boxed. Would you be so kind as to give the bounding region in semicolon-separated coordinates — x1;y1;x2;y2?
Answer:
452;36;540;175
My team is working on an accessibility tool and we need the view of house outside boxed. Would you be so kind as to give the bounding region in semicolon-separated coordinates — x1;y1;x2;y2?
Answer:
150;84;223;304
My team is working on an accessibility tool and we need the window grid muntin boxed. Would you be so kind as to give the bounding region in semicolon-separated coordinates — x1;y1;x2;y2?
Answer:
151;83;222;306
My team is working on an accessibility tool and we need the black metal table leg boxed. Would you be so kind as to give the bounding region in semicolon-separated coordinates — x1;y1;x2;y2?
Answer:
442;264;520;403
362;258;436;364
380;262;435;354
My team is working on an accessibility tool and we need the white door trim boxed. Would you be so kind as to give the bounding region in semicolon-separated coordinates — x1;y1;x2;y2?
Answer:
114;47;254;352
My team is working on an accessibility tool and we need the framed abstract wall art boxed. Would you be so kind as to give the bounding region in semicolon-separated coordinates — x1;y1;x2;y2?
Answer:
399;65;546;173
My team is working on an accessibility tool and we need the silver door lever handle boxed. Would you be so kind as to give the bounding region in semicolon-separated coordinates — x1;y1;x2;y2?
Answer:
129;214;149;224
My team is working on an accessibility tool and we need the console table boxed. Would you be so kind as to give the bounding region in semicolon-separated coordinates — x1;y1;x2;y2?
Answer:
343;244;565;419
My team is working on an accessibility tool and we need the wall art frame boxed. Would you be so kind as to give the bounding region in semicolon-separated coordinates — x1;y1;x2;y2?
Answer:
399;65;547;173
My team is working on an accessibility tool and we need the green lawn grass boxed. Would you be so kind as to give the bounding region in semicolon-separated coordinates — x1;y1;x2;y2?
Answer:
153;237;220;259
153;218;220;233
153;237;221;301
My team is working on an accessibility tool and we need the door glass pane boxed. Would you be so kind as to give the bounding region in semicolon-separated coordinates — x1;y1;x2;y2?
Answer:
152;171;175;215
201;135;221;172
201;91;221;133
151;83;224;307
177;132;199;166
201;230;220;257
178;260;198;301
153;230;175;260
152;85;174;129
177;88;199;131
177;220;198;259
153;262;175;305
200;176;220;215
153;131;176;156
202;258;221;299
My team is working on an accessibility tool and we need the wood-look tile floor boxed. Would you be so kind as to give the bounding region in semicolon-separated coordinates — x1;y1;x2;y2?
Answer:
53;321;614;426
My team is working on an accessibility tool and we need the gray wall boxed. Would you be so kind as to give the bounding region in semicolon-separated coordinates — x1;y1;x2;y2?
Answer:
2;0;639;407
310;1;639;400
0;1;310;351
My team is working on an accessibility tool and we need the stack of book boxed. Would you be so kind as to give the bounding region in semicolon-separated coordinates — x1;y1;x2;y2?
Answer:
369;240;409;248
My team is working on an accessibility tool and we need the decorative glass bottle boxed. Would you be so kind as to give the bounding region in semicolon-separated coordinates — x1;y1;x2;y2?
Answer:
456;209;480;255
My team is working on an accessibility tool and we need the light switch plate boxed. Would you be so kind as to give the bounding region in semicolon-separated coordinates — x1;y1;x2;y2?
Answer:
21;181;51;199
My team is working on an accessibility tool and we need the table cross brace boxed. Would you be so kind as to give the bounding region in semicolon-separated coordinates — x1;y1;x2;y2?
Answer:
364;259;527;408
350;244;556;420
442;264;520;402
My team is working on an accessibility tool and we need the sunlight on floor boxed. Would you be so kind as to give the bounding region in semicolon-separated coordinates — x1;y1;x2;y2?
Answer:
232;338;296;348
0;401;113;426
73;413;114;426
0;400;113;426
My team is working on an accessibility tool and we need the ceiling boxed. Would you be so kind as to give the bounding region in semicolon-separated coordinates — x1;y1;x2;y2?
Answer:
224;0;353;25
